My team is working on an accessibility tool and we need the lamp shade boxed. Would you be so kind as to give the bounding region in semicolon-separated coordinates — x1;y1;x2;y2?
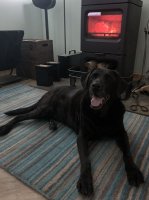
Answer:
32;0;56;9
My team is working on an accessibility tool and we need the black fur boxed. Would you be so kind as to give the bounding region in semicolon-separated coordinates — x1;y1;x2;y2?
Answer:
0;68;144;196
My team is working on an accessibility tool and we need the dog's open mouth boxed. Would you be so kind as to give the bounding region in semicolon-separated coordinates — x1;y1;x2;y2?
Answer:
90;95;109;110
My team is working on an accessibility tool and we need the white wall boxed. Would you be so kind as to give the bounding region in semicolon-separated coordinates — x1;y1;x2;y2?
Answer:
65;0;81;53
0;0;43;39
46;0;149;73
135;0;149;73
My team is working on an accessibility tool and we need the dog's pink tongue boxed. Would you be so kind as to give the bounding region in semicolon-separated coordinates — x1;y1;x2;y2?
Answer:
91;96;104;108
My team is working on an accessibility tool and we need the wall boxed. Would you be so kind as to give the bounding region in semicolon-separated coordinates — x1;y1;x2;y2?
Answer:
46;0;149;73
65;0;81;53
0;0;43;39
135;0;149;73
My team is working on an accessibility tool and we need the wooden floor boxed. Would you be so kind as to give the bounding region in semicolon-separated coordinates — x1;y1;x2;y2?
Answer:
0;169;46;200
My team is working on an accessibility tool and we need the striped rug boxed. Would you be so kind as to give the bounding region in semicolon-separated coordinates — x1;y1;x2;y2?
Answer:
0;83;149;200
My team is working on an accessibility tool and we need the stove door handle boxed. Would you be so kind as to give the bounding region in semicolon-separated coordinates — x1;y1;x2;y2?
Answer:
95;53;105;57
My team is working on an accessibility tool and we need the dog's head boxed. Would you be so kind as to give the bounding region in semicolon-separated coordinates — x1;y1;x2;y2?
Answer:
84;68;126;110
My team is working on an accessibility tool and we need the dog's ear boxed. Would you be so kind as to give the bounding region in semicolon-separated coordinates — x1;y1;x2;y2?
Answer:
81;69;95;89
110;70;128;98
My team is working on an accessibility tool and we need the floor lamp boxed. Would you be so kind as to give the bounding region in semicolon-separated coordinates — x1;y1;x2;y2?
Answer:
32;0;56;40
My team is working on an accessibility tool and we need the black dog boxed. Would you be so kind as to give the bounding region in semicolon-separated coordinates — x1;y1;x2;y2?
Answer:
0;68;144;196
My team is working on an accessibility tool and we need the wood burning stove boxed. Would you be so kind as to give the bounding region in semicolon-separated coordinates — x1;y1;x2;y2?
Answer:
81;0;143;78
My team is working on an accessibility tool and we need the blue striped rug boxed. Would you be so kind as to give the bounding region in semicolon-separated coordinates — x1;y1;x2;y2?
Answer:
0;83;149;200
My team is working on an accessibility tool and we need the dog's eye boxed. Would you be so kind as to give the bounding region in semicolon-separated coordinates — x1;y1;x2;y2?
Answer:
92;73;99;79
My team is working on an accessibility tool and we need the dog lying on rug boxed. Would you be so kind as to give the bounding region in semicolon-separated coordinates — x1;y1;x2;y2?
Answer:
0;68;144;196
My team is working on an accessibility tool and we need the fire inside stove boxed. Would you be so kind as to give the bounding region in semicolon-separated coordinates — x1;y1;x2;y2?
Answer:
87;11;122;38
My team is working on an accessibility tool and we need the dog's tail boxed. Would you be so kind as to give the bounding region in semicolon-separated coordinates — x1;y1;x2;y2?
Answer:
5;103;38;116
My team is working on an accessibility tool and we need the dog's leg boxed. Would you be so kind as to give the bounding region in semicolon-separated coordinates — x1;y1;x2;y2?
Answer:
5;103;37;116
116;128;144;186
0;110;42;136
49;120;57;131
76;131;93;196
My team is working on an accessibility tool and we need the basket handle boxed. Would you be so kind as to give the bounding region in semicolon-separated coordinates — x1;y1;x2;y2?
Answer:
69;50;76;54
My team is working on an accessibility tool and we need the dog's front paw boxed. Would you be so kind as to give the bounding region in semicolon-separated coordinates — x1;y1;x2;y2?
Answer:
77;173;94;196
127;167;144;187
49;120;57;131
